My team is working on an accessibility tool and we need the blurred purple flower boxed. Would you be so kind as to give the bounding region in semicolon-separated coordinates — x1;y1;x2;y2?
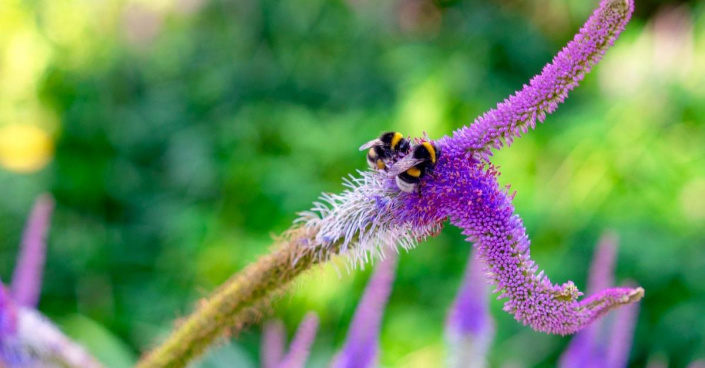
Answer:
604;299;639;368
560;233;640;368
260;254;397;368
11;194;54;308
262;320;286;368
278;313;319;368
560;233;617;368
330;252;398;368
445;249;494;368
0;195;104;368
260;313;319;368
0;283;16;337
0;282;23;366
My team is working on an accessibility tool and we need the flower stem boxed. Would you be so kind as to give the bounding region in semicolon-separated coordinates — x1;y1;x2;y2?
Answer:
135;226;339;368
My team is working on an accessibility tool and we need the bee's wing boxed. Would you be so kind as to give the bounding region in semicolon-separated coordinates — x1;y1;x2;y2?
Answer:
387;155;423;176
359;138;382;151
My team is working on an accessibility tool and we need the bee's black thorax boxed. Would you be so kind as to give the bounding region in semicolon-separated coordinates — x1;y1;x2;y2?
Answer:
395;142;440;193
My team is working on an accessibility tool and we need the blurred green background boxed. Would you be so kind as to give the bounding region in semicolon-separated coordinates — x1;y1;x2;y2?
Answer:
0;0;704;367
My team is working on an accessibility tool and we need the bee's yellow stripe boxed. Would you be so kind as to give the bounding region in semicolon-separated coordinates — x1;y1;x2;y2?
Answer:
406;167;421;177
391;132;403;150
422;142;436;163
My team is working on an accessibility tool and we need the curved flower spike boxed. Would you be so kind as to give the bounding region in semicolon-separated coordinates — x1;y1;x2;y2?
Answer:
301;0;642;335
330;252;398;368
445;249;494;368
449;0;635;159
400;154;643;335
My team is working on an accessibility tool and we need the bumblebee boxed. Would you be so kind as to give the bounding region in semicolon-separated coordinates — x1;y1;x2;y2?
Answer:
359;132;410;170
388;141;439;193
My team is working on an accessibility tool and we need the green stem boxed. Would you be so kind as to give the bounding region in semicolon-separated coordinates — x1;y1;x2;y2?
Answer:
135;226;339;368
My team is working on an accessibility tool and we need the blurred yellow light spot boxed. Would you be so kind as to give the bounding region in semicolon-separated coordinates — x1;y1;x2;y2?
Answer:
294;260;352;308
395;344;443;368
0;124;54;173
680;178;705;222
396;76;445;136
196;244;237;287
1;29;51;99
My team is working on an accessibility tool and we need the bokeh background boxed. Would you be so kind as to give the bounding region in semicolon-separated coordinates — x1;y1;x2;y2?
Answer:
1;0;704;367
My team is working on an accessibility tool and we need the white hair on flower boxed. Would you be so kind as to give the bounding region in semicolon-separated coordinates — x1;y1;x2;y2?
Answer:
297;170;440;268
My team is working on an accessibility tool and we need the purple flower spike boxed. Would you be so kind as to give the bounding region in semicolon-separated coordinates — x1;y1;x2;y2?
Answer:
330;252;398;368
560;233;619;368
392;0;642;336
3;280;105;367
262;320;286;368
303;0;640;337
11;194;54;308
448;0;634;158
278;313;319;368
586;233;618;294
2;307;105;368
445;249;494;368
